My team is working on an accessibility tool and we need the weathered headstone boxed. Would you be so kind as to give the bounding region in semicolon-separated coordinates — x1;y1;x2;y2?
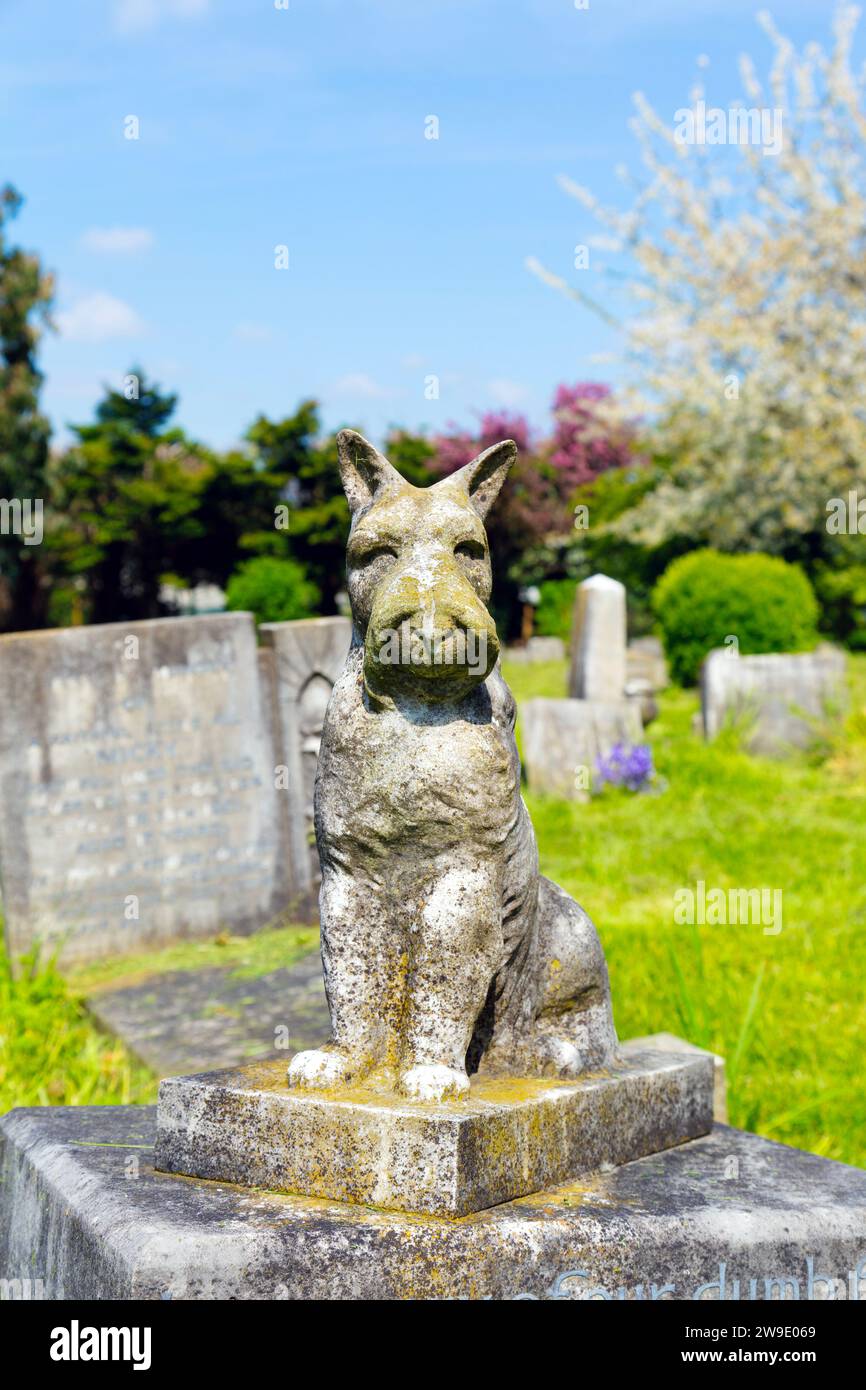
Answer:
259;616;351;898
701;645;846;755
568;573;627;702
0;613;292;964
624;636;667;724
623;678;658;726
6;1103;866;1299
626;635;669;690
521;696;643;800
504;635;566;664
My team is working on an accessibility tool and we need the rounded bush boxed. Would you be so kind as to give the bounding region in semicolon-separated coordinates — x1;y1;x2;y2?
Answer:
225;556;320;625
651;550;819;686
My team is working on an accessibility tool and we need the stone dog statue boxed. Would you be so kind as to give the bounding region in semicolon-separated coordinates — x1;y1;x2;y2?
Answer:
287;430;617;1102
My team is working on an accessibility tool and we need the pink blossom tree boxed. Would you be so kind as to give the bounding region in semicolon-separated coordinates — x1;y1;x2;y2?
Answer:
549;382;636;492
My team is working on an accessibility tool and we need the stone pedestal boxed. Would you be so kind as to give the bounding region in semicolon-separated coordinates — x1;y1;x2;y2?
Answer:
154;1041;713;1217
3;1104;865;1300
641;1032;728;1124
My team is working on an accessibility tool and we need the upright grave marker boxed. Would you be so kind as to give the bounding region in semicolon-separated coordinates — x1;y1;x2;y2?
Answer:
568;573;627;703
521;696;643;800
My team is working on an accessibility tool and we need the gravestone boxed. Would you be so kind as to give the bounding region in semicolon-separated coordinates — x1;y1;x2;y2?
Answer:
624;637;667;725
521;696;642;799
504;635;565;664
626;635;668;690
568;573;626;702
5;1104;866;1299
259;617;351;899
0;613;293;965
701;646;846;756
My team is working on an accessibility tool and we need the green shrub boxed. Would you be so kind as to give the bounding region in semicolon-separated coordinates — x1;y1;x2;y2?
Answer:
535;578;577;641
652;550;819;686
225;556;320;625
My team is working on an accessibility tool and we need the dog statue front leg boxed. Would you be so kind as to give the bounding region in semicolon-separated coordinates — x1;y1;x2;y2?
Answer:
287;865;396;1090
398;860;503;1102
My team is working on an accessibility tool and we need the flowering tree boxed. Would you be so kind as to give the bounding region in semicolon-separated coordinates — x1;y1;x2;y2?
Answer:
432;391;638;636
550;382;639;492
431;410;564;632
530;5;866;568
433;392;634;518
430;410;535;477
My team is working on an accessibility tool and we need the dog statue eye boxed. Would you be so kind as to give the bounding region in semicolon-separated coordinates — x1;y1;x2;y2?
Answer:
357;545;397;567
455;540;485;561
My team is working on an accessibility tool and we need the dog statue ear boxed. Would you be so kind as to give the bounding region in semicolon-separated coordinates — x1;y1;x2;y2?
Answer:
437;439;517;519
337;430;403;516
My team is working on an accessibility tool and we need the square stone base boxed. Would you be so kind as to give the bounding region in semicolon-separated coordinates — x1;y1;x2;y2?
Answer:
153;1039;714;1217
2;1104;865;1300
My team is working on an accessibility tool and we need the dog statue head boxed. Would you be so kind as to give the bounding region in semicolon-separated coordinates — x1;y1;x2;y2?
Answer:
336;429;516;704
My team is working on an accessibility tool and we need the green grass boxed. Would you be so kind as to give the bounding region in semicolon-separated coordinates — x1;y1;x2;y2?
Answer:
2;661;864;1170
0;948;156;1108
505;654;866;1167
69;924;319;995
1;926;318;1112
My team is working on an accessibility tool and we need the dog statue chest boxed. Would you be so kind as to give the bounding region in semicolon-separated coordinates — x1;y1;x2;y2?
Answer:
316;665;519;851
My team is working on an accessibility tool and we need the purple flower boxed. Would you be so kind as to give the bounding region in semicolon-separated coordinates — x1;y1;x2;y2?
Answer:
594;742;655;793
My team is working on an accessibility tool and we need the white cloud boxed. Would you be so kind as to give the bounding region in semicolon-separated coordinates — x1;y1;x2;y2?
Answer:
487;378;530;408
56;292;145;344
80;226;154;255
331;372;390;399
112;0;209;35
233;322;272;343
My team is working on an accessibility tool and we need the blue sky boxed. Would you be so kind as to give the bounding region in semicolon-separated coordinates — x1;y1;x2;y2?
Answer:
1;0;841;450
